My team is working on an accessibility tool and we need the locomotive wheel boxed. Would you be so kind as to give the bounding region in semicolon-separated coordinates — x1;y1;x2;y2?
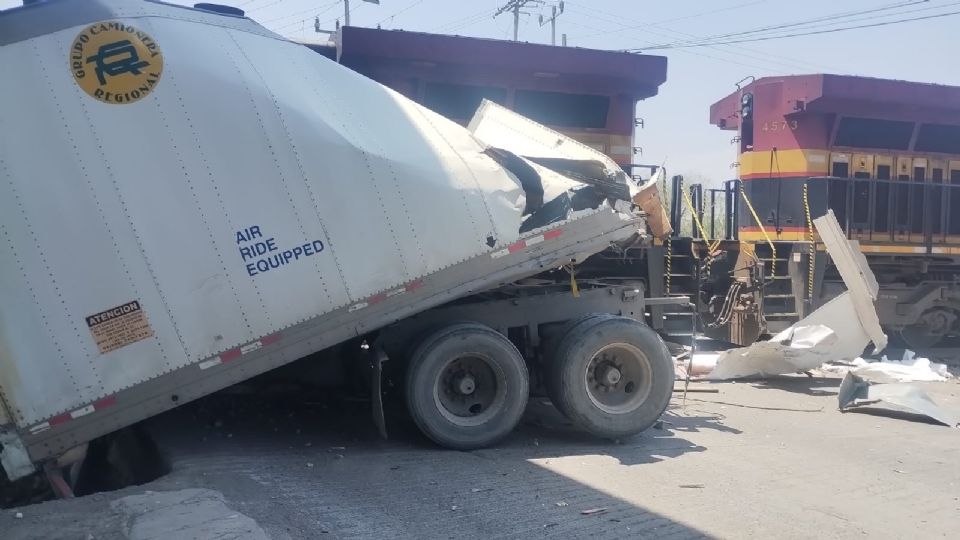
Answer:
405;323;528;450
898;309;957;349
546;316;673;439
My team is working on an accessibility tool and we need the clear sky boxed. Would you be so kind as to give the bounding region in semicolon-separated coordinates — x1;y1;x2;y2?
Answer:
4;0;958;184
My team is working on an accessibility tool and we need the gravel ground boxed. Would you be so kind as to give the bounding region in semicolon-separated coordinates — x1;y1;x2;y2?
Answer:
2;374;958;539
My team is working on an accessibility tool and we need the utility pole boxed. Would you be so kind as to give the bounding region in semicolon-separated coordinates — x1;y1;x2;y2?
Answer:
538;2;564;46
495;0;542;42
343;0;380;28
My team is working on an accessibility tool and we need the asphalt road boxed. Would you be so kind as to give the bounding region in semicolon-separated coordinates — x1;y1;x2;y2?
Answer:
3;375;959;539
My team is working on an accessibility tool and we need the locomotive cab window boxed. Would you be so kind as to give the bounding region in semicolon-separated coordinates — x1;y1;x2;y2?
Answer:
422;82;507;120
513;90;610;129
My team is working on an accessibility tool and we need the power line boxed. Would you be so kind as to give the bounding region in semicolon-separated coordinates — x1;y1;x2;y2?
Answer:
563;1;839;74
642;0;928;49
651;0;957;48
247;0;289;13
641;6;960;49
566;0;771;40
377;0;427;26
563;18;794;76
264;0;339;25
433;7;496;34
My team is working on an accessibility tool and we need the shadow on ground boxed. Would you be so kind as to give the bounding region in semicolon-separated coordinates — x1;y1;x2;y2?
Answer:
749;375;841;397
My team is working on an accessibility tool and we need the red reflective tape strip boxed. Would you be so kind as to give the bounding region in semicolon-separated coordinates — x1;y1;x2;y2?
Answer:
368;293;388;305
543;228;563;240
507;240;527;253
48;414;71;426
93;396;116;410
405;280;423;292
260;333;281;346
220;348;242;362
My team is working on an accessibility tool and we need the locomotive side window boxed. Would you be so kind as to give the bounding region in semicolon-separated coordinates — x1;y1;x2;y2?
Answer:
915;124;960;154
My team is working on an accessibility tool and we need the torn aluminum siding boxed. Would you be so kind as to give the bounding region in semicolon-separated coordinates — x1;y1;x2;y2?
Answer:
0;0;641;429
709;211;887;379
469;100;644;236
839;372;958;427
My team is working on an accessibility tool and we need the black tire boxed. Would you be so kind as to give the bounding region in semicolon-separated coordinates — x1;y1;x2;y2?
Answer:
405;322;529;450
541;313;616;418
546;316;673;439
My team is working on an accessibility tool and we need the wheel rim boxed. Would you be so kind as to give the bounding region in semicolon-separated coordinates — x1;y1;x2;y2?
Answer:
583;342;653;414
433;354;507;427
899;309;955;349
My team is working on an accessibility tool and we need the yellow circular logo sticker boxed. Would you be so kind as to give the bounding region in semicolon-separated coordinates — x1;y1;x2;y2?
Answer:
69;22;163;105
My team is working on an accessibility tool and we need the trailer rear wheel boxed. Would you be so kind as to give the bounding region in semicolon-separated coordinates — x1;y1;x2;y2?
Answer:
542;313;616;418
406;323;529;450
546;316;672;439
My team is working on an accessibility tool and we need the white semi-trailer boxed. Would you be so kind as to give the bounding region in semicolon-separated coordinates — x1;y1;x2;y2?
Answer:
0;0;676;492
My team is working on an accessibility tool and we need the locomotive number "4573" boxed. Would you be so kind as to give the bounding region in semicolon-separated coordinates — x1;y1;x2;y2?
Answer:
762;120;799;132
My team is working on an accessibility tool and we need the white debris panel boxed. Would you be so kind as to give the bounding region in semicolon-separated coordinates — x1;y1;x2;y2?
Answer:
820;350;953;383
838;372;958;427
709;210;887;380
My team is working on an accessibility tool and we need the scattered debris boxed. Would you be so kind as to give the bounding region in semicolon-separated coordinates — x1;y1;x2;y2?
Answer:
709;211;887;380
632;167;672;238
838;372;958;427
329;446;346;451
679;484;705;489
555;501;569;507
470;488;493;493
675;352;720;380
451;505;459;511
306;463;314;468
581;508;608;516
820;357;952;382
672;387;720;393
709;324;852;379
839;351;950;383
14;511;23;519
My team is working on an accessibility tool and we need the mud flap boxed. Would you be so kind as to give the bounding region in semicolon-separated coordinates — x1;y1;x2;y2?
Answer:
371;348;389;440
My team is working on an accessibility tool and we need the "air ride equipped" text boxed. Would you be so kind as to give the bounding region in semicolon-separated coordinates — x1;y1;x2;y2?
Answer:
236;225;325;277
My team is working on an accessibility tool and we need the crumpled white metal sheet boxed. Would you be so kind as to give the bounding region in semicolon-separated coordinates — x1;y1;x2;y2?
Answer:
470;100;628;174
0;0;635;426
708;211;887;380
838;372;958;427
